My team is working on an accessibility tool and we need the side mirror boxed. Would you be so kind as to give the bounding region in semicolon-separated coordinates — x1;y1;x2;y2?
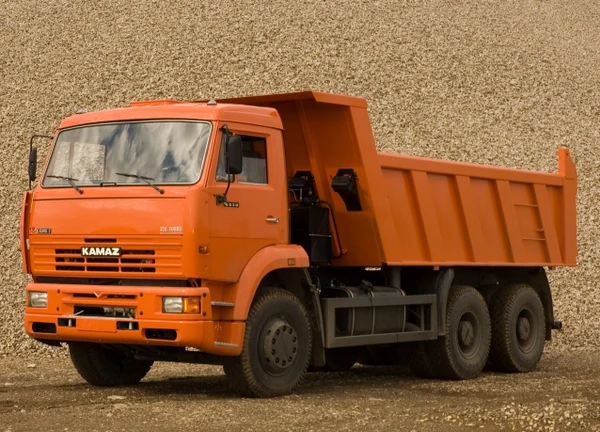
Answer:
227;135;243;175
28;146;37;183
27;135;53;190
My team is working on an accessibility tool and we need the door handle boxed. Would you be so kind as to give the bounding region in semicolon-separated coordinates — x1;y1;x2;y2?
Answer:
266;217;280;224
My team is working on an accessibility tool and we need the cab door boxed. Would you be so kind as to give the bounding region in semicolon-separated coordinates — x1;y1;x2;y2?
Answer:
204;123;289;282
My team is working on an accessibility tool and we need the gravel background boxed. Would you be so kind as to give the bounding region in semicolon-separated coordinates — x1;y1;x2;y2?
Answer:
1;0;599;357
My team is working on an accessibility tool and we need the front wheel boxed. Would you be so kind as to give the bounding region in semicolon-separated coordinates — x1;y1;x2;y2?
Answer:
224;288;312;397
69;343;153;386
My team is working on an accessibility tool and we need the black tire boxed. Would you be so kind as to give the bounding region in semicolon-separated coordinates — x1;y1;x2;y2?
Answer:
478;284;499;308
478;284;499;371
223;288;312;397
489;284;546;373
69;343;153;386
428;285;491;380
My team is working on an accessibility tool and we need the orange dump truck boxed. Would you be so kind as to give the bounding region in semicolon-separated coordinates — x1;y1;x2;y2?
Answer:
21;91;577;397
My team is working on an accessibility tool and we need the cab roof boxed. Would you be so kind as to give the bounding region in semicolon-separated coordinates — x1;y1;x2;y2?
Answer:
57;91;368;131
57;101;283;130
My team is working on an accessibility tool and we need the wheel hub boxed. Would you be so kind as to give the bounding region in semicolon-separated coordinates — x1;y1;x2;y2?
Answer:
459;321;475;347
262;318;298;372
517;316;531;341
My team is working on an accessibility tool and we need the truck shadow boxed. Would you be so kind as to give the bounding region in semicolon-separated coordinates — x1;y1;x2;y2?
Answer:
135;365;420;399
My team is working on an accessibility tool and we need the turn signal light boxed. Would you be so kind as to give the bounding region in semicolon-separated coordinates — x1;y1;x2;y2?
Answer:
183;297;200;314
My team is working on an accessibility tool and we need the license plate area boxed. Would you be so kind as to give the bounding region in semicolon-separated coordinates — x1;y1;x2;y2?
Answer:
74;306;136;319
76;318;117;333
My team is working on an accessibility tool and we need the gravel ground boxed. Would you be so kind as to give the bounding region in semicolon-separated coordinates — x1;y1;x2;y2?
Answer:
0;0;599;357
1;348;599;432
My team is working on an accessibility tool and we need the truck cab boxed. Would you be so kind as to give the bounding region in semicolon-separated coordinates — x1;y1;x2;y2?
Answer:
21;91;576;397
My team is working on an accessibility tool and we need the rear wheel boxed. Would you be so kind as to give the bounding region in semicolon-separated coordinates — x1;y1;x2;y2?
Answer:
69;343;153;386
428;285;491;379
223;288;312;397
489;284;546;372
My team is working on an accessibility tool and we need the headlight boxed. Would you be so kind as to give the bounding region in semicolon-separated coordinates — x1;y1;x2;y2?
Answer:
162;297;200;314
29;292;48;308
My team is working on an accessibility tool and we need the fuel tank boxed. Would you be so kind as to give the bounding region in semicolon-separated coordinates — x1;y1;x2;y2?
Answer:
321;285;407;337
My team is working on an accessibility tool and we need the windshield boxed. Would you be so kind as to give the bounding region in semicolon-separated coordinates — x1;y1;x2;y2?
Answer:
42;121;212;188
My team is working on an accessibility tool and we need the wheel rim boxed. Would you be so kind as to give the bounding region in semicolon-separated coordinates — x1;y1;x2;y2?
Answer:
259;317;298;375
457;311;481;359
516;306;537;353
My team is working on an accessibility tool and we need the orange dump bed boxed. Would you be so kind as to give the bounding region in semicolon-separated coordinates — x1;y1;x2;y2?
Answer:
378;150;577;267
217;92;578;268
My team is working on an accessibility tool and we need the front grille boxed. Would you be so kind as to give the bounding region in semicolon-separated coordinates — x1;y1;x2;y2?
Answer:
31;236;183;277
55;248;156;273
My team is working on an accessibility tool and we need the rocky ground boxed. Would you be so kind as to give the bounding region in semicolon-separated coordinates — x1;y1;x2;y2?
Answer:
1;348;599;432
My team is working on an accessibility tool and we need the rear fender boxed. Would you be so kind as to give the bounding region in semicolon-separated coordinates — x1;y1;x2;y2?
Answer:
417;268;454;336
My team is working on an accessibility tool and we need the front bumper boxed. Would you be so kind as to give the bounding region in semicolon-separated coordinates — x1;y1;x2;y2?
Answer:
24;283;243;356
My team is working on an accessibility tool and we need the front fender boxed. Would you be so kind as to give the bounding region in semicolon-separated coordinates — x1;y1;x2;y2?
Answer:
230;245;309;321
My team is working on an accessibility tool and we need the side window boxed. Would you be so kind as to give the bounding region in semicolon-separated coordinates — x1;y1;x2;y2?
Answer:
216;135;268;184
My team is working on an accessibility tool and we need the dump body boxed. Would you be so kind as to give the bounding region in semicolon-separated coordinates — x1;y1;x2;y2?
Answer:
378;150;577;266
217;92;577;268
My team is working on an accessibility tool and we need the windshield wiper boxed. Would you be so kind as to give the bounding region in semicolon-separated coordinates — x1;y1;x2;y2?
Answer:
46;175;83;194
116;173;164;194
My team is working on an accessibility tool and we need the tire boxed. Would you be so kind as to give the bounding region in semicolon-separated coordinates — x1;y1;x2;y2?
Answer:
489;284;546;373
428;285;491;380
69;343;153;386
478;284;499;371
223;288;312;397
478;284;499;308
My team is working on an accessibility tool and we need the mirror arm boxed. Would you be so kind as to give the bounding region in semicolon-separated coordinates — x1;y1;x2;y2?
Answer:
28;134;53;190
216;125;233;205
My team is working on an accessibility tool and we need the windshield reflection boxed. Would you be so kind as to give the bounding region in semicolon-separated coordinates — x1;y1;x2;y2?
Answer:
42;121;212;187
